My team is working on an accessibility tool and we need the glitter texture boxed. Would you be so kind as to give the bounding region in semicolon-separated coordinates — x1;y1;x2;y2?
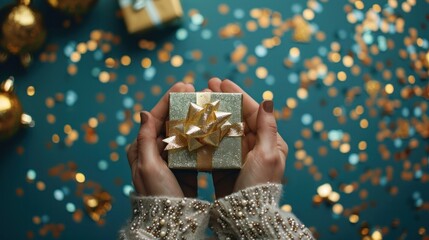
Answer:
168;93;243;170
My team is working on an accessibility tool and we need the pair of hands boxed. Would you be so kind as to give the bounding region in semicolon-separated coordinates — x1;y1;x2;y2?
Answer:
127;78;288;198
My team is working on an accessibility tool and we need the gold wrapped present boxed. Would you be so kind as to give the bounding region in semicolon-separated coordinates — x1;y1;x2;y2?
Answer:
163;92;244;171
119;0;183;34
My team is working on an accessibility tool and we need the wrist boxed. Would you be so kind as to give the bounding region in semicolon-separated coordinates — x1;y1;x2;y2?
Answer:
125;193;210;239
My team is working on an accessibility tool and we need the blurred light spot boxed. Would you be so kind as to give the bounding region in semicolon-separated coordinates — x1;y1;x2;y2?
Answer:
75;173;85;183
256;67;268;79
297;88;308;99
281;204;292;212
171;55;183;67
121;55;131;66
301;114;313;125
123;97;134;108
191;13;204;25
27;86;35;96
360;119;369;128
328;191;340;202
286;98;297;109
339;143;350;153
288;73;299;84
337;71;347;81
332;203;343;214
349;214;359;223
303;8;315;20
116;135;126;146
265;75;275;85
262;90;273;100
317;183;332;198
98;160;108;171
144;67;156;81
234;8;245;19
52;134;60;143
385;84;394;94
27;169;36;180
358;141;367;150
65;90;78;106
349;153;359;165
54;189;64;201
201;29;212;39
88;117;98;128
123;185;134;196
176;28;188;40
66;203;76;213
255;45;267;57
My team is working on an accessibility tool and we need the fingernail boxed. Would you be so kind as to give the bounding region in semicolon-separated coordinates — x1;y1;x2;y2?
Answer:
263;100;274;113
140;112;148;125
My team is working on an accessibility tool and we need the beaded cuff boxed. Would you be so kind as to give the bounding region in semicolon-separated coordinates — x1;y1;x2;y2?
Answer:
123;193;210;240
210;183;314;240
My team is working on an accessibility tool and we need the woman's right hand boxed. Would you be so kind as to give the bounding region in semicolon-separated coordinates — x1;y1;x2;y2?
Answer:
208;78;288;198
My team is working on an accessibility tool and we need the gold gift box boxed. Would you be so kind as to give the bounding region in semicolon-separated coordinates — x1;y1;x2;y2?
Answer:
119;0;183;34
167;92;243;171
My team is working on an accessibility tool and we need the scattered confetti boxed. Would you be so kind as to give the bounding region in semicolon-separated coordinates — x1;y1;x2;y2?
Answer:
1;1;428;239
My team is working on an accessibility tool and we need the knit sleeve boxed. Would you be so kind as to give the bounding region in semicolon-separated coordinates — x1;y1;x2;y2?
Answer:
119;193;211;240
209;183;314;239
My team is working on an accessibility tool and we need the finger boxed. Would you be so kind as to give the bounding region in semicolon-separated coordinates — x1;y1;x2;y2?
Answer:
126;142;145;194
138;111;184;197
202;88;212;92
212;170;239;198
254;100;278;155
156;137;166;155
134;171;146;195
184;83;196;92
126;141;138;168
220;80;259;131
150;82;189;134
137;111;162;166
172;170;198;198
208;77;222;92
244;132;257;155
277;133;288;158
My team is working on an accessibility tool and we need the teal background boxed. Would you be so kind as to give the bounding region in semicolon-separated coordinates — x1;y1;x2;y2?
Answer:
0;0;428;239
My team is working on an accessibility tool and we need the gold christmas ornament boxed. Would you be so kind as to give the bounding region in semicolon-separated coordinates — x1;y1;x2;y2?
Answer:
47;0;97;16
0;0;46;66
0;77;34;140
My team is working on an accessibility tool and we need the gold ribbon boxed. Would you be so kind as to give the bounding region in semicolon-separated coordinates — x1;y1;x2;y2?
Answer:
163;93;244;170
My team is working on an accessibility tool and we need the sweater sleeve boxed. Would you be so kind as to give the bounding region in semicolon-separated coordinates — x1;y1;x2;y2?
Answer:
119;193;211;240
209;183;314;240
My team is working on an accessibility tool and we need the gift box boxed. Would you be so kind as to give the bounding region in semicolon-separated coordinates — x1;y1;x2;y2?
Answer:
118;0;183;34
164;92;244;171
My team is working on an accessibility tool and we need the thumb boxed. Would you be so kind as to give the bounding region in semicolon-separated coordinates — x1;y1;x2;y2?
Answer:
255;100;278;154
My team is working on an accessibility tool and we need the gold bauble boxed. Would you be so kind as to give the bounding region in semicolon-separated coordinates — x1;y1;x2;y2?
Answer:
0;1;46;56
0;77;33;140
47;0;97;16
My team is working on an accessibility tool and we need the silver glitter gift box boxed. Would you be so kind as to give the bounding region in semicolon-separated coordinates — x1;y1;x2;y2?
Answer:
165;92;244;171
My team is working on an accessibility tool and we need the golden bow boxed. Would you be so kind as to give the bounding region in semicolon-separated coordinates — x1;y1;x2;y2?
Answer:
163;100;244;152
